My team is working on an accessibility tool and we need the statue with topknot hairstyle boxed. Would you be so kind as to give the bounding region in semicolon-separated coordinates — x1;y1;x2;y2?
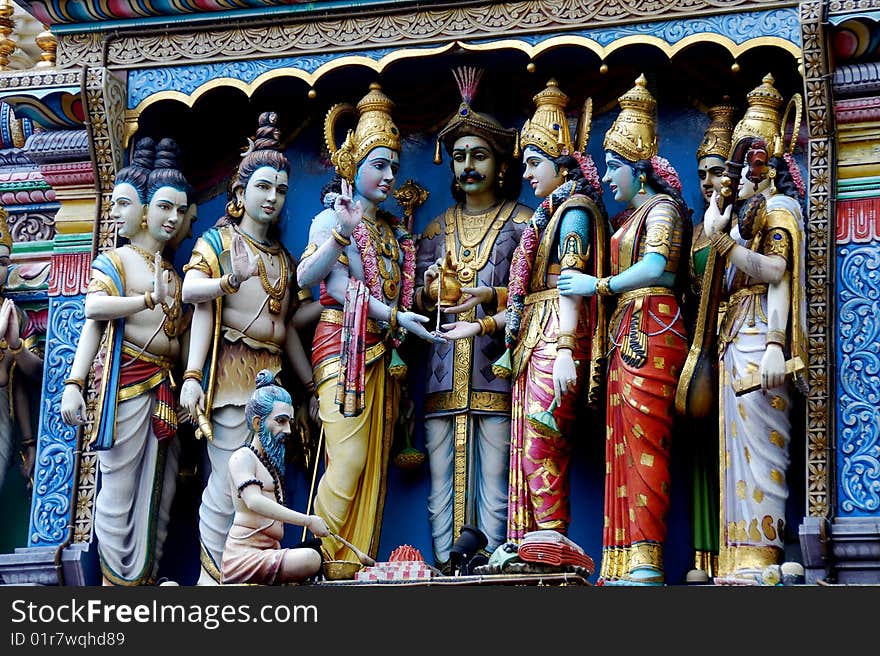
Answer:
180;111;319;585
220;369;330;585
411;66;533;572
60;134;192;586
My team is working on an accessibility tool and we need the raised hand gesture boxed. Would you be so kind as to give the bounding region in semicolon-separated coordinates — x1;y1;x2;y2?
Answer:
152;252;171;306
230;233;258;285
704;189;733;238
333;178;363;236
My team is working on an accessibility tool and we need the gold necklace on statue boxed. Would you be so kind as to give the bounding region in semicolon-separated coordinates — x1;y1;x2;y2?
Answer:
446;202;507;285
233;226;287;314
363;216;401;300
126;243;181;337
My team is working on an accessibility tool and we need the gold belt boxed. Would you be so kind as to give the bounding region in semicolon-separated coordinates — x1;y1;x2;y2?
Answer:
320;308;384;334
726;284;768;306
616;286;675;305
524;288;559;305
120;342;173;371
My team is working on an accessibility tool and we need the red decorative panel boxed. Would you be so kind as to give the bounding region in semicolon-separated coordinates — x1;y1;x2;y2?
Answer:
836;197;880;244
48;251;91;296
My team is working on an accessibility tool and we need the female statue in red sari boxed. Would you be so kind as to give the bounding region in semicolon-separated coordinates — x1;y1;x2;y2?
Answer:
559;74;691;585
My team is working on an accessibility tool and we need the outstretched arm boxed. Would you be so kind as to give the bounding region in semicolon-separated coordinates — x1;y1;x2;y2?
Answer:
229;449;329;536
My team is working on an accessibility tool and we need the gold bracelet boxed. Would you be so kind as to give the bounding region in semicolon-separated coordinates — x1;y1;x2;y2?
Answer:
183;369;204;383
389;305;399;330
331;227;352;247
144;291;156;310
595;277;615;296
557;333;578;352
478;315;497;336
20;437;36;447
64;377;84;389
6;340;23;355
765;329;786;347
219;273;240;295
711;232;737;257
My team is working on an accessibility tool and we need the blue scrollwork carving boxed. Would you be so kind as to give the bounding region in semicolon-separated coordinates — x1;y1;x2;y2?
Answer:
510;8;800;48
128;50;395;108
29;296;84;545
837;244;880;515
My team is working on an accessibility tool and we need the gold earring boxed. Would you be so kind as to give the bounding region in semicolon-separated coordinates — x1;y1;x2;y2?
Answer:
140;208;147;230
226;199;244;219
638;173;647;195
768;168;778;195
560;168;569;179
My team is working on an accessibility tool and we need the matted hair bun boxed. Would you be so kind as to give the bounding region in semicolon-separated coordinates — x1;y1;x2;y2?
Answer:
254;369;279;389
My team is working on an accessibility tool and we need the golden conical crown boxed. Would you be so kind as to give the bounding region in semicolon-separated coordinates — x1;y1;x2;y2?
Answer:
730;73;783;156
696;101;736;162
520;79;574;159
325;83;401;182
603;73;658;162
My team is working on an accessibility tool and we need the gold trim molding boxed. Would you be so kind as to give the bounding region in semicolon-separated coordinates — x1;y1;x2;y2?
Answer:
55;0;799;69
126;33;799;117
799;0;831;519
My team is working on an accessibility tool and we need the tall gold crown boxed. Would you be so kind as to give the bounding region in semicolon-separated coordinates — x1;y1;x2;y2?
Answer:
730;73;784;157
603;73;658;162
0;206;11;250
324;83;401;183
696;100;736;162
520;79;574;159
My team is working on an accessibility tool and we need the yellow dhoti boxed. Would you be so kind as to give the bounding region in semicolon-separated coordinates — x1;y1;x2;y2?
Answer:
314;356;399;561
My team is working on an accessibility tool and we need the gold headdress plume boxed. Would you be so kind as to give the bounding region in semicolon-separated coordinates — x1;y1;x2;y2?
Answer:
730;73;784;157
520;79;574;159
324;83;401;183
696;99;736;162
603;73;658;162
434;66;519;164
0;206;11;250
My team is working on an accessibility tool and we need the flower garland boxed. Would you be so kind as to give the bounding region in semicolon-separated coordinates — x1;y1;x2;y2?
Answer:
783;152;806;199
505;179;577;350
571;151;602;195
352;215;415;348
650;155;682;193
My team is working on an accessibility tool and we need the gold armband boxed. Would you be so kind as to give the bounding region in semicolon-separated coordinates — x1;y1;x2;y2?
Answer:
765;330;786;347
478;315;497;336
557;332;578;352
595;277;615;296
297;288;314;303
300;243;318;259
220;273;240;295
6;340;23;355
331;228;351;247
710;232;737;257
183;369;204;383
